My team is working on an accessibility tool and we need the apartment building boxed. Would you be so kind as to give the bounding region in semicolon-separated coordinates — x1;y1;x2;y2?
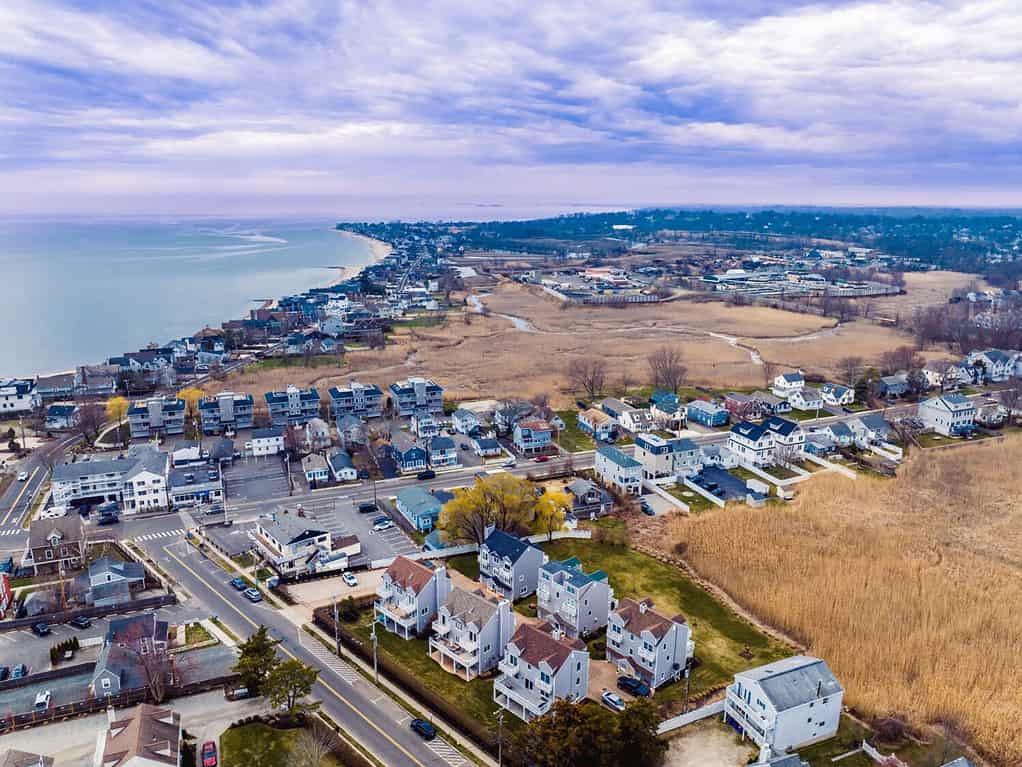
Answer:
198;391;254;434
51;447;169;513
127;397;185;439
265;385;321;427
389;377;444;416
536;557;615;638
594;445;642;495
329;380;384;419
478;529;547;601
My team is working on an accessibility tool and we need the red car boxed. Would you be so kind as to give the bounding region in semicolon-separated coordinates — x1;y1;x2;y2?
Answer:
534;455;550;463
201;741;218;767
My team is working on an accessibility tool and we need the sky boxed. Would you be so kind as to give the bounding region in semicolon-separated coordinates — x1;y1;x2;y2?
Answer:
1;0;1020;218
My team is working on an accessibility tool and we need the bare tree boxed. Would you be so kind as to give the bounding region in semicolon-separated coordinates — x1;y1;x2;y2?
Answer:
927;358;955;392
999;381;1022;426
835;356;864;387
290;726;335;767
75;402;105;445
880;345;923;375
567;358;607;400
647;346;688;394
774;443;802;469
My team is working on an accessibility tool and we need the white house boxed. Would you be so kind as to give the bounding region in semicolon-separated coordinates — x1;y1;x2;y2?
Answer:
771;371;805;399
788;387;823;412
250;427;285;456
724;655;844;754
45;403;81;430
254;514;353;578
451;408;482;435
965;349;1018;383
0;378;41;413
429;587;516;681
618;406;656;434
302;453;330;484
606;598;694;691
819;383;854;407
303;418;332;452
728;421;775;466
918;394;977;437
594;445;642;495
633;433;702;479
376;556;452;639
327;450;358;482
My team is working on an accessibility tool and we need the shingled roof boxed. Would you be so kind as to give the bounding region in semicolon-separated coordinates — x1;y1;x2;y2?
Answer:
384;556;436;594
100;703;181;767
612;598;685;642
507;621;585;671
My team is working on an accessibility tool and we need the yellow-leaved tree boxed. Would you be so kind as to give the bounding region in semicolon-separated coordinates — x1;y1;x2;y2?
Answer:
439;473;567;544
106;396;129;447
177;386;206;419
533;489;569;541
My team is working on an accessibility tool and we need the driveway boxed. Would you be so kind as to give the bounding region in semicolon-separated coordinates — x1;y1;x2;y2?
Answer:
693;467;748;501
639;492;676;517
664;718;756;767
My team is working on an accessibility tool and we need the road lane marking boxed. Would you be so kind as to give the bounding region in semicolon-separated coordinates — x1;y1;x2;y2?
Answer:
163;548;428;767
2;467;39;525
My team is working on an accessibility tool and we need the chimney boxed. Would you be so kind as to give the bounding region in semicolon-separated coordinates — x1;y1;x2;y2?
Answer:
550;625;563;641
639;599;651;614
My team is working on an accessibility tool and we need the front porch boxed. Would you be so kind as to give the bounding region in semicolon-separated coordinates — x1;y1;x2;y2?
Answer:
428;634;480;681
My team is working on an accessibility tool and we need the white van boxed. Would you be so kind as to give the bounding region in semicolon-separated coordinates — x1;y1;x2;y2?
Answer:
39;506;68;520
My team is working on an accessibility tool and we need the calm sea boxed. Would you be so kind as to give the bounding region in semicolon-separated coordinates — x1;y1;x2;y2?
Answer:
0;219;373;376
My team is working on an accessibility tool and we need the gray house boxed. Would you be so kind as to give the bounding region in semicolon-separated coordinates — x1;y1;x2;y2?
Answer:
537;557;615;638
428;587;516;680
564;478;613;518
389;377;444;416
329;381;383;418
75;556;145;607
127;397;186;439
606;597;694;691
493;621;590;722
198;391;254;434
478;530;547;601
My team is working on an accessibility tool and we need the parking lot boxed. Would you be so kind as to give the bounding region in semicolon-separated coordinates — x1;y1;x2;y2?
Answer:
692;467;749;501
295;496;420;565
223;454;290;503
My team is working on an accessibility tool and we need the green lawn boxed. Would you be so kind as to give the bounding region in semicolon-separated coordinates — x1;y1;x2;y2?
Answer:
666;485;718;512
220;723;344;767
185;622;213;645
555;410;596;452
798;714;968;767
915;431;956;448
231;552;255;568
762;464;799;480
787;408;824;422
445;553;480;581
727;466;760;484
249;355;344;372
537;539;791;708
348;612;521;735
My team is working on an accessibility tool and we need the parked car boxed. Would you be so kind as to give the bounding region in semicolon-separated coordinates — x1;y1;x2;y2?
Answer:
601;690;626;712
616;676;651;697
243;588;263;603
372;517;394;532
229;577;248;591
502;458;516;468
342;571;358;588
534;455;550;463
33;691;51;712
416;469;436;481
11;664;27;679
96;514;119;526
0;666;9;681
357;501;378;514
31;622;51;637
17;471;29;482
224;685;253;701
639;501;655;516
201;740;218;767
409;718;437;740
69;616;92;629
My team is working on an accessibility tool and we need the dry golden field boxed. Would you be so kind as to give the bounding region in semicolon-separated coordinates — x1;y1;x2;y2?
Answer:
863;270;988;319
668;440;1022;766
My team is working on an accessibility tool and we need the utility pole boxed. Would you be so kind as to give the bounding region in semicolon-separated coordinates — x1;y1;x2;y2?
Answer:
496;710;504;767
370;624;379;684
682;666;691;713
333;595;341;658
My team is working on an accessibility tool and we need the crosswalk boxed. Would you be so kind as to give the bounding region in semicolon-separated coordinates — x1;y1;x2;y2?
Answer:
0;528;23;536
303;638;363;685
426;738;469;767
133;528;185;542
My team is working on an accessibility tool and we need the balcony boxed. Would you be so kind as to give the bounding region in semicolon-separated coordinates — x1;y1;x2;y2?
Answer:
431;619;451;636
497;657;519;677
429;636;480;680
493;675;551;722
375;598;417;626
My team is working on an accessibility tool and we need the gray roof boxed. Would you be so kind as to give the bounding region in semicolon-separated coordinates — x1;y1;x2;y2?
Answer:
737;655;842;711
90;557;145;582
441;587;498;628
252;427;284;439
52;456;136;482
430;436;455;450
335;414;363;430
90;579;133;605
596;444;641;469
389;429;423;454
261;514;327;546
857;413;891;434
827;422;853;438
482;530;538;564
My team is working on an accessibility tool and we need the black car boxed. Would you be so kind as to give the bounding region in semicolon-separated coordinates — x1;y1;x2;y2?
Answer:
617;675;652;697
409;718;437;741
69;616;92;629
0;666;9;681
357;502;378;514
96;514;119;526
416;470;436;481
31;622;51;637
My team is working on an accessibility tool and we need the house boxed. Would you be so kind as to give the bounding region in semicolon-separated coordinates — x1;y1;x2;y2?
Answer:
94;703;181;767
394;486;452;532
265;385;320;427
335;414;366;449
724;655;844;754
302;453;330;485
167;463;222;509
513;418;553;455
878;373;909;398
51;447;169;512
452;408;482;435
974;398;1008;428
633;433;701;479
429;587;516;681
76;365;118;398
327;450;358;482
753;391;791;415
253;514;348;578
375;556;452;639
198;391;254;434
594;445;642;495
472;437;503;458
411;410;440;439
0;378;41;413
537;557;614;638
607;598;694;691
107;613;170;655
564;478;613;518
817;421;854;447
763;416;805;451
428;435;459;468
819;383;854;407
44;403;80;430
724;393;764;421
618;406;656;434
700;443;739;468
389;377;444;416
965;349;1017;382
728;421;775;467
0;749;53;767
389;430;428;474
493;401;534;435
22;516;86;575
304;417;332;452
478;529;547;601
598;397;631;420
577;408;616;442
918;394;977;437
685;399;729;427
329;381;383;418
650;390;686;430
493;621;590;722
36;371;76;401
788;387;823;412
771;371;805;398
127;397;185;439
250;426;285;456
75;556;145;608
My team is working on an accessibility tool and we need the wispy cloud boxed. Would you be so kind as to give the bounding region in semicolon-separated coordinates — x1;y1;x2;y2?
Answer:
1;0;1020;214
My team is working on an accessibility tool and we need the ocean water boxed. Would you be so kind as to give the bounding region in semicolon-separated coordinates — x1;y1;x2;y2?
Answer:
0;219;373;376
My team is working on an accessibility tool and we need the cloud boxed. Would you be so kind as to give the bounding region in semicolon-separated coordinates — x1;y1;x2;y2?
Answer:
0;0;1020;214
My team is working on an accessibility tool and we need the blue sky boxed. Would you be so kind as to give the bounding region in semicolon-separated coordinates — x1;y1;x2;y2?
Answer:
1;0;1020;217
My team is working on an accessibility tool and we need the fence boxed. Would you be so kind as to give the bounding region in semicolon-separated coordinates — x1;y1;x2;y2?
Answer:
862;741;910;767
642;480;690;513
657;699;725;735
0;662;94;693
0;593;177;633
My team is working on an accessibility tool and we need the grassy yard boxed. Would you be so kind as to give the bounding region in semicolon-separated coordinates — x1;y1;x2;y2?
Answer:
762;464;800;480
787;408;824;422
185;622;213;645
727;466;760;484
231;552;256;568
915;432;956;448
554;410;596;453
666;485;718;513
220;723;344;767
445;553;480;581
249;355;344;372
537;539;790;708
798;714;969;767
348;611;521;735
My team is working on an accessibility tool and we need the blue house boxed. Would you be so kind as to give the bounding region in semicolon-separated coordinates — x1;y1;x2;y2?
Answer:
512;418;553;455
686;399;729;427
394;486;453;532
389;430;428;474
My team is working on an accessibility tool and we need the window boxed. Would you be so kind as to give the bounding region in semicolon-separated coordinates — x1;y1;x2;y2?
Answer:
539;671;550;684
102;678;111;690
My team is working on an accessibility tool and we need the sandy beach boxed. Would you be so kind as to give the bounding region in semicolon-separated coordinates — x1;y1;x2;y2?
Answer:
329;230;393;285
